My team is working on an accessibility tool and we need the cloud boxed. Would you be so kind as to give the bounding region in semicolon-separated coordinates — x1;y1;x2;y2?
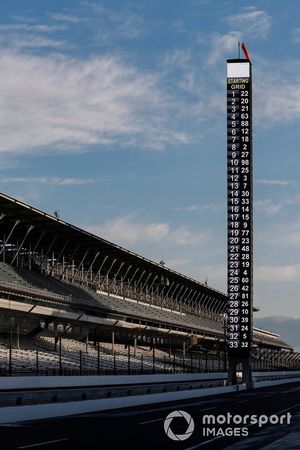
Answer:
207;8;270;67
208;31;241;66
0;177;96;185
255;265;300;282
226;9;271;39
48;13;82;24
254;60;300;124
174;203;223;213
255;199;282;217
81;2;147;40
0;51;189;154
0;35;66;49
256;179;290;186
259;216;300;249
0;22;67;49
87;215;210;247
291;27;300;44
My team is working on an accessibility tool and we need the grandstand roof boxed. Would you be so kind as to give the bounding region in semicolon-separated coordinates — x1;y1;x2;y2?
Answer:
0;192;228;307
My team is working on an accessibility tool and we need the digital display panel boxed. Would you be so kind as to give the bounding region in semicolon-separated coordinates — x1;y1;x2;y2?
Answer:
226;59;253;356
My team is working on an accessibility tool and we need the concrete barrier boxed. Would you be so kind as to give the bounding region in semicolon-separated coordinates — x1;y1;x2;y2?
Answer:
0;372;227;390
0;371;299;424
0;383;246;424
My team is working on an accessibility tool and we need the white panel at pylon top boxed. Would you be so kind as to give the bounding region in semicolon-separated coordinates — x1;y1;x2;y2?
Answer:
227;62;250;78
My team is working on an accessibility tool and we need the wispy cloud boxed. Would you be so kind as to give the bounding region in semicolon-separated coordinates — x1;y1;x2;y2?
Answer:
255;264;300;282
208;31;241;66
0;51;189;154
254;60;300;124
0;21;68;49
81;1;148;40
291;27;300;44
47;13;82;24
0;177;96;185
255;194;300;217
226;8;271;39
207;8;271;66
0;35;66;49
174;203;223;213
257;179;291;186
255;199;282;217
87;215;210;247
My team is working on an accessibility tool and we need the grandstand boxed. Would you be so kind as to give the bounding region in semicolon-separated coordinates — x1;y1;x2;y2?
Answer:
0;192;299;376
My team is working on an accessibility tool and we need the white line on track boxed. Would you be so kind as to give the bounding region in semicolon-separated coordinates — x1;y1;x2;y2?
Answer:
139;418;164;425
18;438;69;449
201;407;216;412
138;407;215;425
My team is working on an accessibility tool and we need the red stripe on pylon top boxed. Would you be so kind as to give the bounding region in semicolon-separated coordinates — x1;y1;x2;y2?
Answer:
241;42;250;61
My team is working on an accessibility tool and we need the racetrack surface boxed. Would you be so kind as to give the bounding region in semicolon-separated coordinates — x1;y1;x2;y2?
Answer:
0;381;299;450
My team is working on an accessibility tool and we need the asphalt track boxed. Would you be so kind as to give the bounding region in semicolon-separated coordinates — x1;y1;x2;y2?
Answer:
0;381;299;450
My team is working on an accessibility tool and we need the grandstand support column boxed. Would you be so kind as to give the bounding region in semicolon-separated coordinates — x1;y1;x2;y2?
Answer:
28;242;32;269
2;234;5;262
104;259;117;290
170;283;180;303
71;249;89;282
59;337;62;375
16;320;20;349
83;251;100;282
0;219;20;256
79;351;82;375
174;285;185;308
181;287;189;304
36;350;39;376
183;341;186;359
9;331;12;376
59;245;79;279
113;261;124;282
32;230;46;254
133;337;137;357
92;255;108;284
112;330;115;353
44;235;58;262
189;290;198;308
129;267;139;286
152;340;156;374
165;281;175;299
128;344;131;374
86;331;89;353
10;225;34;265
136;270;146;293
97;342;100;375
141;272;152;293
185;288;196;311
120;265;132;293
49;240;69;275
202;295;210;317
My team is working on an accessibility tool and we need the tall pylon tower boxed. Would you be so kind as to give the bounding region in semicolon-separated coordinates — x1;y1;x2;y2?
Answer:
226;43;253;388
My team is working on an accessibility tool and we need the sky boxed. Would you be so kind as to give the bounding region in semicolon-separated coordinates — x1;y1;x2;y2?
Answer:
1;0;300;344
